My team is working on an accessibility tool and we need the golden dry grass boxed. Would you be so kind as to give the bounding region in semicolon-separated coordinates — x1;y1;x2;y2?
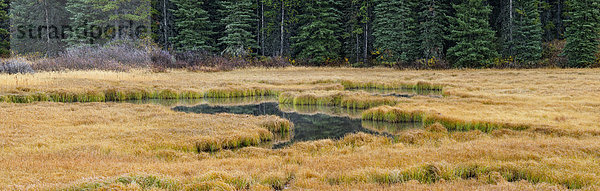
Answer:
1;67;600;190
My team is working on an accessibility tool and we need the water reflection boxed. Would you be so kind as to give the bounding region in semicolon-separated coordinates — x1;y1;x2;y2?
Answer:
173;102;423;148
122;96;278;107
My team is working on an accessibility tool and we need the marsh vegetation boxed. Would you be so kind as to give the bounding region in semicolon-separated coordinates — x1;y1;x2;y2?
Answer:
1;68;600;190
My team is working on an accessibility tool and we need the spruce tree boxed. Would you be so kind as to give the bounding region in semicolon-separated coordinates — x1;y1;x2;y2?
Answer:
151;0;176;49
65;0;104;45
219;0;257;57
398;0;421;63
419;0;448;60
564;0;600;67
512;0;543;63
372;0;402;62
447;0;498;68
171;0;215;52
292;0;342;64
0;0;9;57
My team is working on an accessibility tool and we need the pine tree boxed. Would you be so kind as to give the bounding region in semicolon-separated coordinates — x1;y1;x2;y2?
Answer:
419;0;448;60
171;0;215;52
219;0;258;57
372;0;402;62
447;0;498;68
0;0;9;57
563;0;600;67
292;0;342;64
512;0;543;63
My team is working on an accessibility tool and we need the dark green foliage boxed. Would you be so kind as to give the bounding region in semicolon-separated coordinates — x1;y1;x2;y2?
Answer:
372;0;403;62
398;0;421;63
447;0;498;68
419;0;448;60
219;0;258;57
563;0;600;67
513;0;543;63
0;0;8;57
3;0;593;68
372;0;422;63
151;0;176;49
292;0;342;64
171;0;215;52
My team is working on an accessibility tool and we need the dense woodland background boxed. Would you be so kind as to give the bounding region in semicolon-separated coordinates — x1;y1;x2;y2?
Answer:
0;0;599;69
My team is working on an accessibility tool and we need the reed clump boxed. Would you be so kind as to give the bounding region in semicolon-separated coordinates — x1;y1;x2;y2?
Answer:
325;163;591;189
195;130;272;153
195;116;291;152
0;87;278;103
259;115;293;134
362;106;531;132
279;91;400;109
340;80;444;91
67;175;181;190
205;87;278;98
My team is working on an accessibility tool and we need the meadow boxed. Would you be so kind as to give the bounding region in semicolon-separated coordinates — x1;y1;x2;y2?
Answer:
1;67;600;190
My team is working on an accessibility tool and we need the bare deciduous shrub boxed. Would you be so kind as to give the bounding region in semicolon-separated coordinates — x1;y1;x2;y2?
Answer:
0;59;35;74
251;56;292;68
172;52;291;72
33;40;153;72
150;50;176;73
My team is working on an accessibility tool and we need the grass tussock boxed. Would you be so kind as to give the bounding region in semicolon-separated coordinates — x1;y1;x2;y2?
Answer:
205;87;278;98
341;80;444;92
362;106;531;132
259;115;293;134
325;162;594;189
279;91;401;109
0;87;278;103
196;115;292;152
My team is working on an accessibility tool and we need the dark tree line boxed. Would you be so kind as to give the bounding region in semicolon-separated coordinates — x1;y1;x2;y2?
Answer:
1;0;599;68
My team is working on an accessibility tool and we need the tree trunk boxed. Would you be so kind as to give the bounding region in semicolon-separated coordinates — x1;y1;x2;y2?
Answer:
43;0;50;56
556;0;562;38
356;34;359;64
509;0;513;55
261;1;265;56
280;2;284;56
163;0;168;48
363;2;369;64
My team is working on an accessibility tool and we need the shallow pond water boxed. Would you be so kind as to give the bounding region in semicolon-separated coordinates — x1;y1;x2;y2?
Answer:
173;102;423;148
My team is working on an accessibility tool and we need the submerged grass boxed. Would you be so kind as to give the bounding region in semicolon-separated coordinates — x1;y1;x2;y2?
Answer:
362;106;530;132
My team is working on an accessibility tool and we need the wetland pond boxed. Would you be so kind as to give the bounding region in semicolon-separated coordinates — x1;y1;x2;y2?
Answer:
125;90;432;149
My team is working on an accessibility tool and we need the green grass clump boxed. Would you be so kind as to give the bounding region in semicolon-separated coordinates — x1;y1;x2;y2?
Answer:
327;163;591;189
205;88;278;98
1;87;279;104
279;92;398;109
260;117;292;134
196;129;273;153
340;80;444;92
362;106;424;123
65;175;181;190
362;106;530;133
